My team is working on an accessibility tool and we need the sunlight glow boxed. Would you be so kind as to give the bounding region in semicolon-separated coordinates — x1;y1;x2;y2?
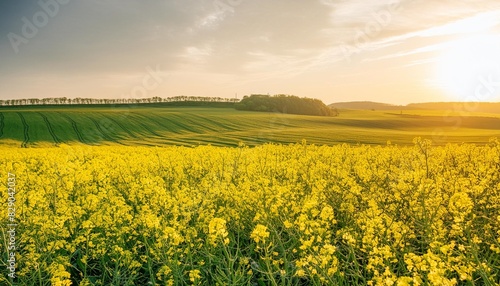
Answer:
435;34;500;101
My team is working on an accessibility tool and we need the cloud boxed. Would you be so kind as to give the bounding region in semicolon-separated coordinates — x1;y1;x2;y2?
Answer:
314;8;500;68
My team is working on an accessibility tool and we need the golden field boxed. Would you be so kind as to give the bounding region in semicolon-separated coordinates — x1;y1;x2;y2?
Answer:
1;139;499;285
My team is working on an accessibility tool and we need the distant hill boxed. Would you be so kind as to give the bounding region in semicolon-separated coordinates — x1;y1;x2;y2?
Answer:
329;101;405;110
330;101;500;113
407;102;500;113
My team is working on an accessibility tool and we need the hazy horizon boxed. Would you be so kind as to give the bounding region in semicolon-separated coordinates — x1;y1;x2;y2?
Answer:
3;94;500;107
2;1;500;105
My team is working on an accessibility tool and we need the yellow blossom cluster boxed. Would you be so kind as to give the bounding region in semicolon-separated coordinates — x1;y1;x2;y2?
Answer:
208;217;229;246
251;224;270;244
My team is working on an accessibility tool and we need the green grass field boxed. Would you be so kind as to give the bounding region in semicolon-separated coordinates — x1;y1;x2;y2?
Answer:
0;105;499;147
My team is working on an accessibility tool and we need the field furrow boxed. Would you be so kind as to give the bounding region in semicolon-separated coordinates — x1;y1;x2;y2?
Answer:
128;113;163;137
101;114;138;138
16;112;30;148
139;113;186;134
167;113;205;133
86;115;118;143
38;112;61;144
59;113;86;144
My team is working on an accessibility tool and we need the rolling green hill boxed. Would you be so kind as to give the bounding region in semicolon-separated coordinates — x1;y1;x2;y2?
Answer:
329;101;405;110
0;105;499;147
330;101;500;113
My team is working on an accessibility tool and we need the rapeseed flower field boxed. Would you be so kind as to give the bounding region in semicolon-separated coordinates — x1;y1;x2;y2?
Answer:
1;139;499;285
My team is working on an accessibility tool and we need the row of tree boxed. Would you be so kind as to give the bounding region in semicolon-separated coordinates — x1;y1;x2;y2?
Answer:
235;94;336;116
0;95;336;117
0;96;239;106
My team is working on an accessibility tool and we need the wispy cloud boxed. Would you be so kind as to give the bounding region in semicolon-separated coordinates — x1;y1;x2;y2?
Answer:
324;9;500;66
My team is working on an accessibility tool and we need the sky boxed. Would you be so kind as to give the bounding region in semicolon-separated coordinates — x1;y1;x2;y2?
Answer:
1;0;500;105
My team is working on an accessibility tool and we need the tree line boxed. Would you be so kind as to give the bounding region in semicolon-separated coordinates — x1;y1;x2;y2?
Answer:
0;96;239;106
1;95;336;117
235;94;335;116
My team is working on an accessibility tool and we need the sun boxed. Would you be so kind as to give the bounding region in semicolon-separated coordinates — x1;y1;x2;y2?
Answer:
434;34;500;101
